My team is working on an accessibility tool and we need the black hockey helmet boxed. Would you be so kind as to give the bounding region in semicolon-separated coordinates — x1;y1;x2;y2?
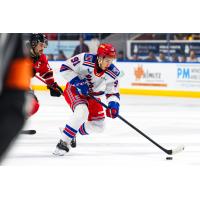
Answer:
30;33;48;49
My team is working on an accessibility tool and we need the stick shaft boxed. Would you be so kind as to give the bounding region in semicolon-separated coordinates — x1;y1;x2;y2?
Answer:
35;75;64;95
35;75;49;86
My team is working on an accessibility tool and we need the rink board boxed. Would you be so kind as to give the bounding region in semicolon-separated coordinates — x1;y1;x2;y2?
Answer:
31;61;200;98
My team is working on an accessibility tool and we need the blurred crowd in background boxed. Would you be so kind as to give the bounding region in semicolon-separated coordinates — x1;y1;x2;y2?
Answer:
43;33;200;63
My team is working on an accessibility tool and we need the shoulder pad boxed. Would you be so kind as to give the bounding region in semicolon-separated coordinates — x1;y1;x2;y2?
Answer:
84;53;97;63
107;64;120;77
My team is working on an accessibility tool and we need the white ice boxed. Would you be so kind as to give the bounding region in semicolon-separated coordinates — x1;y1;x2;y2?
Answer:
2;92;200;200
3;91;200;166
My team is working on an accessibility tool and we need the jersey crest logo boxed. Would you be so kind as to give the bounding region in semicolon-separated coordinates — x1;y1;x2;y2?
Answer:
85;54;93;62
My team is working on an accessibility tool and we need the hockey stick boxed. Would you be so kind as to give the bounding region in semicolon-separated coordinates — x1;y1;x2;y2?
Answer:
35;75;184;155
88;94;185;155
20;130;36;135
35;75;64;95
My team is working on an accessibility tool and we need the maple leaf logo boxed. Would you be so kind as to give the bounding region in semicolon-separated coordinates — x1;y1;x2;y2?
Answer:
134;65;144;80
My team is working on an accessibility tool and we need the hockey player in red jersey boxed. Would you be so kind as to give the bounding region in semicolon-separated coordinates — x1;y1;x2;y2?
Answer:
26;34;77;146
27;33;63;116
54;43;120;155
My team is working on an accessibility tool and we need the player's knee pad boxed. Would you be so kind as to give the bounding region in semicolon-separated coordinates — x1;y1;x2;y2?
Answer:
64;104;89;134
74;104;89;122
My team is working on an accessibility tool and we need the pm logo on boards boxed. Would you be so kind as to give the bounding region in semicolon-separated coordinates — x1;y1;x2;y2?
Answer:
177;67;190;79
177;66;200;82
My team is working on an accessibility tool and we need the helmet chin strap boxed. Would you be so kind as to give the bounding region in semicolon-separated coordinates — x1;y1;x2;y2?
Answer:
97;57;106;71
30;47;41;62
97;57;102;66
30;48;37;57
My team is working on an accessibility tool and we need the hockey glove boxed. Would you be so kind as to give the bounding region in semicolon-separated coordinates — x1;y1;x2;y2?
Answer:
70;76;89;96
48;82;63;97
106;101;120;119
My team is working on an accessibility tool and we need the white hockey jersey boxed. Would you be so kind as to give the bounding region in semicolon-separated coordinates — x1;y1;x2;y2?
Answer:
60;53;120;103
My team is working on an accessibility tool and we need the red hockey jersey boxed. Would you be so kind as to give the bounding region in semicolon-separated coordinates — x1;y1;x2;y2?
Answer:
32;54;54;85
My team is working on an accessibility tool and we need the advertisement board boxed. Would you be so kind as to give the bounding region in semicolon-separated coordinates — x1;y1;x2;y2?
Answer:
118;62;200;91
31;61;200;98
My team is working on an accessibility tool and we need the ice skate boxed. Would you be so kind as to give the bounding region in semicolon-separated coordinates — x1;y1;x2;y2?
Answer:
59;127;77;148
70;137;76;148
53;139;70;156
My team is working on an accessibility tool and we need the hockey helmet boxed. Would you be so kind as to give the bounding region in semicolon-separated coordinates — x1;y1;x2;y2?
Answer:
97;43;117;59
30;33;48;48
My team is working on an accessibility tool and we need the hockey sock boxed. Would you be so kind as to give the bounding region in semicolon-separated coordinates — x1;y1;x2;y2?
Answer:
62;104;89;142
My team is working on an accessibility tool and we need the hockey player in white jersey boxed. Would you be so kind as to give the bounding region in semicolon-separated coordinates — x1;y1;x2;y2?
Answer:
53;43;120;155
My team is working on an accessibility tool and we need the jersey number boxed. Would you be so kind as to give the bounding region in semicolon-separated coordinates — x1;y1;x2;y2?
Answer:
71;57;80;66
114;80;118;87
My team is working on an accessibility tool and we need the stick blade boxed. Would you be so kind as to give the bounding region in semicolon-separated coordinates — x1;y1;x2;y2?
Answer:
172;145;185;155
20;130;36;135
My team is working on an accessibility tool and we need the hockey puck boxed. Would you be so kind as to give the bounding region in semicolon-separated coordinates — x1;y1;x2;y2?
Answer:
166;157;173;160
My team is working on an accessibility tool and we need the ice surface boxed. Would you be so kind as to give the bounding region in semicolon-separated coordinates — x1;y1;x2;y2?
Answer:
3;91;200;166
2;91;200;200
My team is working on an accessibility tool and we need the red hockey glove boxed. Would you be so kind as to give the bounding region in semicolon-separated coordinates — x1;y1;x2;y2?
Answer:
106;101;120;119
